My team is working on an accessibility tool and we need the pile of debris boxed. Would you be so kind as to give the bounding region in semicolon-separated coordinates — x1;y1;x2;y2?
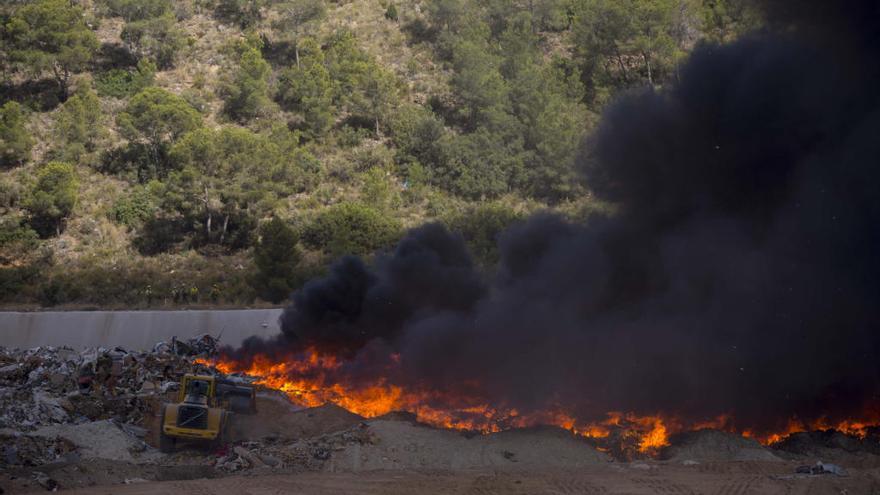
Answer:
795;461;847;476
213;423;377;473
0;335;227;469
0;335;221;431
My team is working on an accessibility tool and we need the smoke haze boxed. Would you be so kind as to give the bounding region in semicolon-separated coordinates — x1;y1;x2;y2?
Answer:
230;0;880;433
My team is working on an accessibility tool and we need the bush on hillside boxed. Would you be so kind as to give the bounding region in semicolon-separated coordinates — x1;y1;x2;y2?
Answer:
301;203;402;257
0;101;33;168
250;218;301;303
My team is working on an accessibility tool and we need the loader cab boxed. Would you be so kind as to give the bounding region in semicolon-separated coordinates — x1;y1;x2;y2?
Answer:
177;374;217;405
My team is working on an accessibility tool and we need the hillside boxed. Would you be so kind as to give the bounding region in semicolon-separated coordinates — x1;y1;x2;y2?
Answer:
0;0;758;308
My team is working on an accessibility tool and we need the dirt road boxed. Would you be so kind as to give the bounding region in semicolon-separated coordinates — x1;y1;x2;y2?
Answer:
42;464;880;495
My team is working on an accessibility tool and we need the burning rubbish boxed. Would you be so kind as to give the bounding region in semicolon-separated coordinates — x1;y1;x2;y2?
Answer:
1;338;880;493
205;347;880;460
210;0;880;461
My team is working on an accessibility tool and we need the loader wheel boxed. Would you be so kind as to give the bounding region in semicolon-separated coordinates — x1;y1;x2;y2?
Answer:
158;411;175;453
211;412;227;450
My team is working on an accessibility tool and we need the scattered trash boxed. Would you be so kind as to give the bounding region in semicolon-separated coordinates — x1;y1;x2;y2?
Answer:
795;461;848;476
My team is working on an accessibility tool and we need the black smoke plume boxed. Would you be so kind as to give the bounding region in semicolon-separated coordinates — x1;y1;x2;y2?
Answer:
230;0;880;433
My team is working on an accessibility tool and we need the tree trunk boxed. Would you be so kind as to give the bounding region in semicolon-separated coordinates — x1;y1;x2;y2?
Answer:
295;45;300;68
204;185;211;237
614;48;629;83
52;63;69;101
643;52;653;85
219;214;230;245
375;116;380;137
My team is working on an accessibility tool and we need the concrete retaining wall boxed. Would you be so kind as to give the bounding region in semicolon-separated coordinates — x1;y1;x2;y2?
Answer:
0;309;284;350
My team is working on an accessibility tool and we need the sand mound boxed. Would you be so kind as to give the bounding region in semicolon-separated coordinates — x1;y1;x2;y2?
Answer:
32;420;160;462
771;430;880;468
661;429;781;462
324;420;608;472
232;399;364;442
774;430;878;456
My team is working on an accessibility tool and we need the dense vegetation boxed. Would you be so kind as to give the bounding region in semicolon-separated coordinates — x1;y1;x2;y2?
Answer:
0;0;758;307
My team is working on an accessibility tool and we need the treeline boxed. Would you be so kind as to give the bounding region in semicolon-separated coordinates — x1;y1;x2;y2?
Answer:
0;0;758;306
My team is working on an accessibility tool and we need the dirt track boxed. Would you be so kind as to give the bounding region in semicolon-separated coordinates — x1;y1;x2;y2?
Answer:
48;464;880;495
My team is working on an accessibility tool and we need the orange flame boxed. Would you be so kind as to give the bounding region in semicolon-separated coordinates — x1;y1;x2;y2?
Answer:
197;350;880;456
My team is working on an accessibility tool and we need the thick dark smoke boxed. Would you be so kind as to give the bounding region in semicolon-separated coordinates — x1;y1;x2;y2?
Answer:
231;0;880;432
235;223;486;356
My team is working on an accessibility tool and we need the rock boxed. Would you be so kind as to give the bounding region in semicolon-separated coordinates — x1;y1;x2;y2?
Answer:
815;461;847;476
119;423;147;438
48;373;66;388
4;445;18;465
234;446;265;467
311;446;331;460
258;453;281;467
0;364;21;377
32;471;58;491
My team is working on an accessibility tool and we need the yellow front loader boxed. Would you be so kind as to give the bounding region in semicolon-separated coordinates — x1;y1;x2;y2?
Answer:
159;375;229;452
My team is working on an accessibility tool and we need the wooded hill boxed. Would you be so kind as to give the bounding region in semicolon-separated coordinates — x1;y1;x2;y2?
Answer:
0;0;759;307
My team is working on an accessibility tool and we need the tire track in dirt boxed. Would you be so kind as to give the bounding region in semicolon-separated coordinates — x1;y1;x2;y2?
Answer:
630;476;699;494
546;474;609;494
716;475;762;495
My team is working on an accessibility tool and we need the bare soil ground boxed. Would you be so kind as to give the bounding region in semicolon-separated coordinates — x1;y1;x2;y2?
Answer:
32;463;880;495
5;397;880;494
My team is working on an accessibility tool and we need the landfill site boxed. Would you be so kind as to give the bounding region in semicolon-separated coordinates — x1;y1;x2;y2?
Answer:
0;334;878;494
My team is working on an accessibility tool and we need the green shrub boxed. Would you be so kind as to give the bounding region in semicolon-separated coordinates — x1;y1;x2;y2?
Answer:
0;217;39;264
110;184;158;228
0;262;43;302
0;178;24;208
336;125;370;148
385;3;398;21
276;37;334;137
99;0;172;21
214;0;265;27
361;167;399;211
132;216;186;255
217;46;272;122
95;59;156;98
25;162;79;237
250;217;301;303
0;101;34;168
445;202;523;265
5;0;99;98
52;85;105;163
115;87;202;179
301;202;402;257
121;14;186;69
